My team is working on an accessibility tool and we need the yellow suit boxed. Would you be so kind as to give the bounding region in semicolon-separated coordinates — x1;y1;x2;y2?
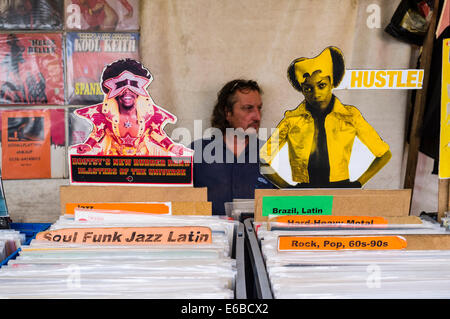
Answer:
260;96;389;183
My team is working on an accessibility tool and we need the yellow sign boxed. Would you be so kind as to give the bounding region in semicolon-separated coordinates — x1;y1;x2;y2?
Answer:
278;235;407;251
35;227;212;245
336;69;424;90
440;39;450;178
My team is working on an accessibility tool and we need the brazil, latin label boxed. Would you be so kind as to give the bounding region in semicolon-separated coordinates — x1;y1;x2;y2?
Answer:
262;195;333;217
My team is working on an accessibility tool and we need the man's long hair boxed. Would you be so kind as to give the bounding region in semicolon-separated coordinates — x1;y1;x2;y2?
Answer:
211;79;261;133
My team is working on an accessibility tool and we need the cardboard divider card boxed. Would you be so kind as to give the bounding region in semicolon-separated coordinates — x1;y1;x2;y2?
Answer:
278;235;408;251
271;215;389;225
263;195;333;216
60;186;211;215
254;189;412;221
66;202;172;215
35;226;213;245
268;216;426;231
68;202;212;216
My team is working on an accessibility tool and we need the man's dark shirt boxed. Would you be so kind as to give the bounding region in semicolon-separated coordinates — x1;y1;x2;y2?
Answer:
190;136;275;215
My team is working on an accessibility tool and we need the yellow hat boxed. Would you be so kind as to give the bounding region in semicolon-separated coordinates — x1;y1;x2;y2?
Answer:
287;46;345;91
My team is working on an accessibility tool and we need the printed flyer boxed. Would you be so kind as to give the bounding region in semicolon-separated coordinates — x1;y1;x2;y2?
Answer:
1;109;51;179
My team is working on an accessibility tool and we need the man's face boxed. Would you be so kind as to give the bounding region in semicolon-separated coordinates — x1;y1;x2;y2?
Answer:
301;72;333;110
226;89;262;134
116;88;138;109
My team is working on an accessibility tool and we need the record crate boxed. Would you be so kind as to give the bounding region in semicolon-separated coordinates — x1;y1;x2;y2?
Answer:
0;222;51;268
244;215;450;299
0;220;248;299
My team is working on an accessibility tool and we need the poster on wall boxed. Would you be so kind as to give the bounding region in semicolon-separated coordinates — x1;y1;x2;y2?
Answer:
0;0;63;30
0;33;64;105
1;109;51;179
65;32;140;105
65;0;139;31
259;46;425;189
0;108;66;179
68;58;194;186
439;38;450;179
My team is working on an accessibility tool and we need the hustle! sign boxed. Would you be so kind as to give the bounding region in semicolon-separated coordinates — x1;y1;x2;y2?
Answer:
336;69;424;90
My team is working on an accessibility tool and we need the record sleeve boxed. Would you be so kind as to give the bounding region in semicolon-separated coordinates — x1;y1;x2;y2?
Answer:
0;108;66;179
0;33;64;105
68;106;92;146
0;0;63;30
0;173;8;217
65;0;139;31
65;32;140;105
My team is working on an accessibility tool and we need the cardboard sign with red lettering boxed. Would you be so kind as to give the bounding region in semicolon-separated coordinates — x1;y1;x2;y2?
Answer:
35;226;212;245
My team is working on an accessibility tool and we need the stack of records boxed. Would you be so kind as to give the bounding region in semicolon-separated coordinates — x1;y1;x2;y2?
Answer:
0;229;25;262
225;199;254;221
255;216;450;299
0;210;238;299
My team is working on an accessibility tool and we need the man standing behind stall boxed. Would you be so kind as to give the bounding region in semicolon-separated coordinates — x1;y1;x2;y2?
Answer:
191;79;274;215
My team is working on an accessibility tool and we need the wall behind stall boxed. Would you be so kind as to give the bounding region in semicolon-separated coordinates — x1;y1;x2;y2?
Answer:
140;0;413;190
4;0;434;223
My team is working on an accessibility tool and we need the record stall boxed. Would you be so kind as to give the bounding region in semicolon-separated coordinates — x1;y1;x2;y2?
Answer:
2;0;450;301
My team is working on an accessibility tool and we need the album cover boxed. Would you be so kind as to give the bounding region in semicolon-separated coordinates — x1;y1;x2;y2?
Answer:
65;0;139;31
65;32;140;105
0;108;66;179
0;33;64;105
0;0;63;30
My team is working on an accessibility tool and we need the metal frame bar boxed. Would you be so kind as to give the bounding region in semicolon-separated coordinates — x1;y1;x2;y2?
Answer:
244;218;273;299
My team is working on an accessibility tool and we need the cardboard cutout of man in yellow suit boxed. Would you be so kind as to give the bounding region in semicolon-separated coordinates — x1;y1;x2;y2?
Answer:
260;46;392;188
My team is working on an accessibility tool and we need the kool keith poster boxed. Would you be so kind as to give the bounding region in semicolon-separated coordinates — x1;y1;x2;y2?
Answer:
65;32;140;105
